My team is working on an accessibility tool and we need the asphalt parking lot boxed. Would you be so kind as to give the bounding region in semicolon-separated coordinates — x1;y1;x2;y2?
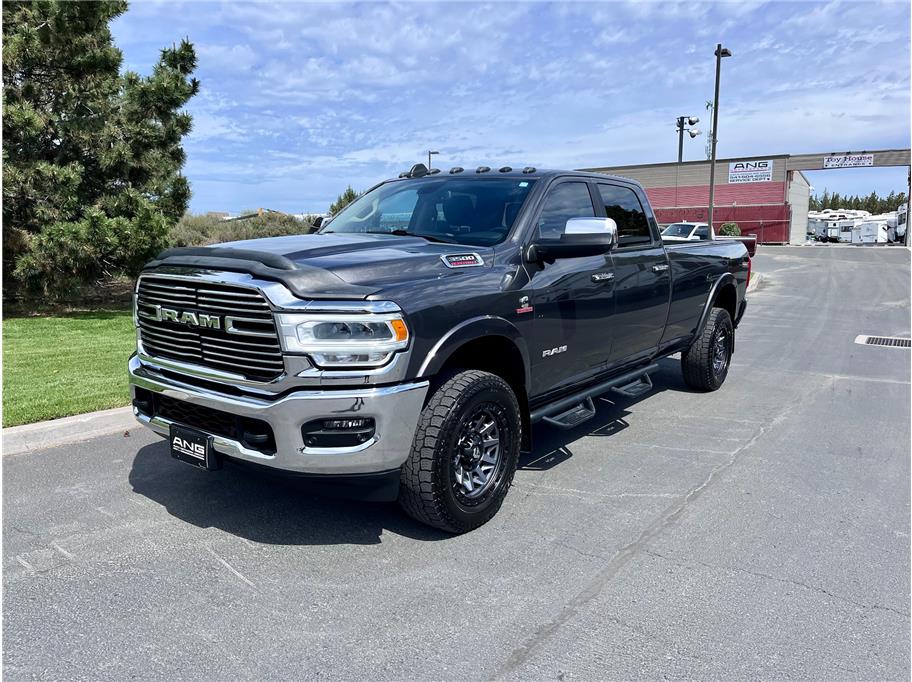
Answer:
3;246;910;680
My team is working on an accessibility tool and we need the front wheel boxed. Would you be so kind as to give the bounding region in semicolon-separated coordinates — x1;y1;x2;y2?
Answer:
398;370;521;533
682;307;733;391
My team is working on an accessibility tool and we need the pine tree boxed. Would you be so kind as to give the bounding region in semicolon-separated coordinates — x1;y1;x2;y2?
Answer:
329;186;359;215
2;1;199;299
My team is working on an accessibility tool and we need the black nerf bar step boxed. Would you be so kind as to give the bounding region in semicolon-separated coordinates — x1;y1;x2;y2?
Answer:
530;364;659;426
611;373;654;398
542;397;596;430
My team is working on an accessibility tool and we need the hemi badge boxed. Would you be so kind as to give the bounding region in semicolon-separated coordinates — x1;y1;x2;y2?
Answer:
441;253;484;268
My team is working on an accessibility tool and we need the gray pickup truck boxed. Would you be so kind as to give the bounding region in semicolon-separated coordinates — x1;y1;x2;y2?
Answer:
129;165;750;532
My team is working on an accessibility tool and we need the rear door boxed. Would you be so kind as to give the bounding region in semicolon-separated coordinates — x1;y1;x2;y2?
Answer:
527;178;616;396
595;182;671;368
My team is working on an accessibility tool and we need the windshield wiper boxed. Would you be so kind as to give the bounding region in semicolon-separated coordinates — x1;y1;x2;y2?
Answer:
364;229;455;244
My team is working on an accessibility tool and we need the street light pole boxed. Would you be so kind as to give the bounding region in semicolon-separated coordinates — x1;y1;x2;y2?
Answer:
427;150;439;170
677;117;685;164
707;44;731;233
675;116;700;163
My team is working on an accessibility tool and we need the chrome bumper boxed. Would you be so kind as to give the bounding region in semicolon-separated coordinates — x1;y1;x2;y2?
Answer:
128;355;428;475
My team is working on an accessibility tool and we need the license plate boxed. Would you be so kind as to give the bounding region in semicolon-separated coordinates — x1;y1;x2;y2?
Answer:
169;424;217;470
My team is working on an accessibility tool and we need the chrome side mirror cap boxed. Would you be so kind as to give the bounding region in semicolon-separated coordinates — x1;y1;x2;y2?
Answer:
564;217;618;248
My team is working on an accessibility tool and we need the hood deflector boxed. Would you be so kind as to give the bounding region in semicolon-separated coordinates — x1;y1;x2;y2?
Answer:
143;247;379;300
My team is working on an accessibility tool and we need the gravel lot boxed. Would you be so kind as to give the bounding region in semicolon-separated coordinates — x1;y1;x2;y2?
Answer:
3;246;910;680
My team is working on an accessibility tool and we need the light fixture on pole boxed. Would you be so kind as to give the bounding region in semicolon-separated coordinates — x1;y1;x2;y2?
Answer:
706;44;732;233
427;150;439;170
676;116;701;163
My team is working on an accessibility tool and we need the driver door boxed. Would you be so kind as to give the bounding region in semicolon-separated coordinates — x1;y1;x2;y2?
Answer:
527;179;617;398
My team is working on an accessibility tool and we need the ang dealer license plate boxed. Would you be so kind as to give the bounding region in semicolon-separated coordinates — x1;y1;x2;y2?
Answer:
169;424;218;470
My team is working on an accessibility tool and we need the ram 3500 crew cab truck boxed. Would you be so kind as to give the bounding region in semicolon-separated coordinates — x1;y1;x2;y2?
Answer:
129;165;749;533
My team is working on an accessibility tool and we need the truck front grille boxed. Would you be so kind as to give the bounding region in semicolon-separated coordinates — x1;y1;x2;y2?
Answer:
136;276;285;382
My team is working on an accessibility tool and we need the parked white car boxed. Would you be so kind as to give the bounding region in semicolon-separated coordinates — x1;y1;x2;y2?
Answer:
661;222;713;241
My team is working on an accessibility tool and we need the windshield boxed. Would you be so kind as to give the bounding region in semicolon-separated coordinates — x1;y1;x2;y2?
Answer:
662;223;694;237
321;177;537;246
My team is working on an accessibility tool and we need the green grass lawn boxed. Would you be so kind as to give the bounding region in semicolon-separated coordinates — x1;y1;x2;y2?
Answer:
3;310;136;427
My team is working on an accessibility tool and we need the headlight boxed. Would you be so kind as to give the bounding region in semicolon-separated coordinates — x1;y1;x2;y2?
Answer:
275;313;409;368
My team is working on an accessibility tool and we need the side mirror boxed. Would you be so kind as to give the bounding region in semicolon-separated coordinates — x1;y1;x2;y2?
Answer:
527;217;618;262
312;215;324;229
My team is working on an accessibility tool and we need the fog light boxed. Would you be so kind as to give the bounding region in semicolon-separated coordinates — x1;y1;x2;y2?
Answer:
301;417;376;448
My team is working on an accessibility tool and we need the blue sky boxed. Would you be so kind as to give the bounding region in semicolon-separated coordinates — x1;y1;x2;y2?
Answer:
111;1;911;214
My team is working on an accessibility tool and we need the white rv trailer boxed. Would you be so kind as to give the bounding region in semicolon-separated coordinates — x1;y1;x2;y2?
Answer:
810;209;869;242
851;222;864;244
807;217;827;240
865;212;898;242
837;218;857;242
855;220;889;244
897;203;907;241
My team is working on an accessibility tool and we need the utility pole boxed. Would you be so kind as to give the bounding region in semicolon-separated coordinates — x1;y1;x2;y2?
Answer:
427;150;439;170
706;44;732;232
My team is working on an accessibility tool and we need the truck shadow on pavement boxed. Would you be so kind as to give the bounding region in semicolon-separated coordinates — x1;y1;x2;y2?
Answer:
128;358;689;545
518;357;687;471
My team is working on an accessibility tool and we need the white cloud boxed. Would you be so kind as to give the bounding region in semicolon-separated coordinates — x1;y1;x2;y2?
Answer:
111;0;911;212
197;43;259;71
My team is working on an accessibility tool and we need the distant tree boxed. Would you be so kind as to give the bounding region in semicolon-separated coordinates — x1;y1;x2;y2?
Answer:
810;188;907;214
170;212;318;247
820;188;831;210
3;1;199;299
719;222;740;236
329;185;359;215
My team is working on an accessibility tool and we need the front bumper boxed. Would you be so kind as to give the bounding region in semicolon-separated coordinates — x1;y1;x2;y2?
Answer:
128;355;428;475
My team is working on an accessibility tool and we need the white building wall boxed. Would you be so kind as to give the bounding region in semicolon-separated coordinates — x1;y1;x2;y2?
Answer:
788;171;811;244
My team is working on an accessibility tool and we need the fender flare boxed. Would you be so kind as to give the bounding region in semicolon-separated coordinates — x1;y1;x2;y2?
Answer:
416;315;532;390
694;272;737;341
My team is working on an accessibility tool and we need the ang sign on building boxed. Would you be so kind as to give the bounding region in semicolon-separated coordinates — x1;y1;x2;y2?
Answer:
728;159;773;183
823;153;875;168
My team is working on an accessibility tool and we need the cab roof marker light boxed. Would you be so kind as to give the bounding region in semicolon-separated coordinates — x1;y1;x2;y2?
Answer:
499;166;512;173
449;166;464;174
476;166;491;173
522;166;536;174
428;168;441;175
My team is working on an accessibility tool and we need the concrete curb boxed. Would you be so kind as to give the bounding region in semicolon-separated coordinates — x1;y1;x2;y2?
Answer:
3;406;136;457
747;272;764;294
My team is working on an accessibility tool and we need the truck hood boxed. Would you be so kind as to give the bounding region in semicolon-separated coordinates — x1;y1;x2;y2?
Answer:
214;233;492;288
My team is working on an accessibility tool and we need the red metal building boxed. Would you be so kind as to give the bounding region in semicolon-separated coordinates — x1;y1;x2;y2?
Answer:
585;154;808;244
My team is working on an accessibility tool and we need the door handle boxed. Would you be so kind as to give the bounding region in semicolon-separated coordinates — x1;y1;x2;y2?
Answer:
591;272;614;283
652;263;669;273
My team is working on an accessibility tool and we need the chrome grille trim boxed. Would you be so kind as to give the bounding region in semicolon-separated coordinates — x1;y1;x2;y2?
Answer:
136;275;284;382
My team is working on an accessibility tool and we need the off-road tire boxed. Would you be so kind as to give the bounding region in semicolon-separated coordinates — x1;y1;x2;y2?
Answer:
682;307;734;391
398;370;521;533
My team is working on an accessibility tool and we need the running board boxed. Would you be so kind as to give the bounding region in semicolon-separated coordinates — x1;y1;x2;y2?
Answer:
611;373;653;398
542;397;596;430
530;364;659;426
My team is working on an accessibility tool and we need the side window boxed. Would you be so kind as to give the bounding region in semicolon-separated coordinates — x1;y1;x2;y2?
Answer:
597;184;651;246
537;182;595;239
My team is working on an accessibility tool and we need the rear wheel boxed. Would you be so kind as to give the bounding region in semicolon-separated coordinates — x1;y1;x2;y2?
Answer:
398;370;521;533
682;307;733;391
